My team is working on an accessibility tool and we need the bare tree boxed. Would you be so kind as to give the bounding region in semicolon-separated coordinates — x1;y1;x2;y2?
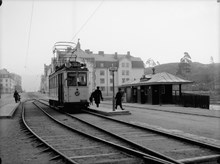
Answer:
176;52;192;77
145;58;157;67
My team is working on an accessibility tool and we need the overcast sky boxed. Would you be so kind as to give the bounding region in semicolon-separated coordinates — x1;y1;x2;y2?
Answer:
0;0;219;91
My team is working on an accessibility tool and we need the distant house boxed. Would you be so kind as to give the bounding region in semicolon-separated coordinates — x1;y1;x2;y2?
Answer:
0;69;22;94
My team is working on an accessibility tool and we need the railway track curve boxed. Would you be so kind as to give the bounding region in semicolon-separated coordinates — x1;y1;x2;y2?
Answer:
36;100;220;164
21;100;176;164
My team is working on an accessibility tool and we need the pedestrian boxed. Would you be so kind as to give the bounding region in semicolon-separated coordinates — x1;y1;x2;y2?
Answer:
13;90;20;103
89;91;95;105
93;86;103;107
115;88;124;110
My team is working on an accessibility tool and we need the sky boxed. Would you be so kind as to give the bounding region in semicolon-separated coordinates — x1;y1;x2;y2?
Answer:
0;0;219;91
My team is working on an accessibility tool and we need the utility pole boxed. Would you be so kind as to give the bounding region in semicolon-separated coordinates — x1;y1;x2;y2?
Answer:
109;66;118;111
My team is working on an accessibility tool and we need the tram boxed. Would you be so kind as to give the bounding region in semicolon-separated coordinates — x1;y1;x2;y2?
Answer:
49;42;89;112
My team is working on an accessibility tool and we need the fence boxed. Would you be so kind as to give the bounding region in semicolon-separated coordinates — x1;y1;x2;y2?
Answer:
173;92;210;109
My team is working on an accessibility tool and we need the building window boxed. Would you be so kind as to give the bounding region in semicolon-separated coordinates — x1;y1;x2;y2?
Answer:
101;87;105;91
122;78;126;83
100;63;104;67
110;87;113;91
110;79;113;83
100;78;105;84
126;78;129;81
126;63;129;67
122;63;125;67
122;70;125;75
100;70;105;76
126;70;129;75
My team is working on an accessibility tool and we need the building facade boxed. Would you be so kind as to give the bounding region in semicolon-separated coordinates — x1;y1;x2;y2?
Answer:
40;64;52;94
41;41;145;96
0;69;22;94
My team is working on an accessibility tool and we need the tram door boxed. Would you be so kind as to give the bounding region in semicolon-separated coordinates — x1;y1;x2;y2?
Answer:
58;73;64;105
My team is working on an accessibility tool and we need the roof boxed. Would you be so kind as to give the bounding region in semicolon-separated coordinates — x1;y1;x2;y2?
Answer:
0;69;9;74
56;45;144;68
121;72;193;87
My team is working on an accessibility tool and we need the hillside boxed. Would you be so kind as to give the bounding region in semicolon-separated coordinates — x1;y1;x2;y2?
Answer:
145;62;220;91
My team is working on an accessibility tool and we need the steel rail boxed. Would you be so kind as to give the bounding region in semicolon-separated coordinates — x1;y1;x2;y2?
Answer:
33;100;177;164
36;99;182;164
83;110;220;163
84;109;220;150
21;101;78;164
37;99;220;163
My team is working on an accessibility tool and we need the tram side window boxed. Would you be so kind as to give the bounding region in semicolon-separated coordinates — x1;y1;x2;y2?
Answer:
78;72;87;86
67;72;77;86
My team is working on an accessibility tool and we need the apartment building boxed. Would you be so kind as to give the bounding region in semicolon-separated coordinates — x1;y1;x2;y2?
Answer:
94;51;145;96
43;41;145;96
0;69;22;94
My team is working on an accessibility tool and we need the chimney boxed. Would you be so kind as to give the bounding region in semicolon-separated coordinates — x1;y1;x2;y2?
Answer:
126;51;131;58
152;67;155;74
98;51;104;55
114;52;118;59
85;49;92;54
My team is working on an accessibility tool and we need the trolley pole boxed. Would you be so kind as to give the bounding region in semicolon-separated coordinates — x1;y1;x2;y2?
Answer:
109;66;118;111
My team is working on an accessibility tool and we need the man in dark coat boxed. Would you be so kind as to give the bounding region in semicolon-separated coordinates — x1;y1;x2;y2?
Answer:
93;86;103;107
13;90;19;103
115;88;124;110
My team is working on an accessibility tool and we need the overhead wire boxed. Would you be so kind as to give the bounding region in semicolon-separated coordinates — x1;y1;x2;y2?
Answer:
24;0;34;69
71;0;104;41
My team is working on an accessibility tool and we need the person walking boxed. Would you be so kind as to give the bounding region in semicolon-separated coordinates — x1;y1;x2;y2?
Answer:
115;88;124;110
13;90;19;103
89;90;95;105
93;86;103;107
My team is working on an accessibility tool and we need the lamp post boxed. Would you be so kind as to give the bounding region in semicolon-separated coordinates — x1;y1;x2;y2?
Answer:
109;66;118;111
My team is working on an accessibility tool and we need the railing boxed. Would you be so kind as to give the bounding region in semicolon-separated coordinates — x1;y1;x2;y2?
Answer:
173;92;210;109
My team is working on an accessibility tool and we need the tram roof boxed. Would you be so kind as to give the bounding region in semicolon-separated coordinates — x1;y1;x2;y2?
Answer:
49;65;88;77
121;72;193;87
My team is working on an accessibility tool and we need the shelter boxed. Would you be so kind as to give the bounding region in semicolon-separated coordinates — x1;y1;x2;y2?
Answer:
120;72;193;105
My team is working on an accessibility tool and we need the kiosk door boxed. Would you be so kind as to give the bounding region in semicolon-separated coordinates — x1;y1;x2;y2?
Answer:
152;85;159;105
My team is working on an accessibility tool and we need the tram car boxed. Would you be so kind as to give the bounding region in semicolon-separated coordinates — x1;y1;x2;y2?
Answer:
49;42;89;112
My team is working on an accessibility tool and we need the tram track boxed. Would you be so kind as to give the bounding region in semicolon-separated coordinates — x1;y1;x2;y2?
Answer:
21;100;176;164
36;99;220;164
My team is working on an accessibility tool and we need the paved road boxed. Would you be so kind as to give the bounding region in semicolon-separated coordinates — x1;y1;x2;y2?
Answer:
100;103;220;147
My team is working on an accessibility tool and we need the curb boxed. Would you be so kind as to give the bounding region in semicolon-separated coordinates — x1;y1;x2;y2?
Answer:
102;102;220;118
9;102;20;118
87;107;131;116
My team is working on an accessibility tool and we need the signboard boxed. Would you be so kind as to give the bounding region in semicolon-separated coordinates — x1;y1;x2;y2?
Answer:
109;67;118;72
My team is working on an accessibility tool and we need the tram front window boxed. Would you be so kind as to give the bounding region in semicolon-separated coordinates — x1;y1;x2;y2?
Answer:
78;72;87;86
67;72;87;86
67;72;77;86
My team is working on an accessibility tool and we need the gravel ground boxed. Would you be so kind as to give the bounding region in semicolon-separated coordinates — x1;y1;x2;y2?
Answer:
0;101;64;164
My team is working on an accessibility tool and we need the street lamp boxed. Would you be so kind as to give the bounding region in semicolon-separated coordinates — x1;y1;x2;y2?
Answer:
109;66;118;111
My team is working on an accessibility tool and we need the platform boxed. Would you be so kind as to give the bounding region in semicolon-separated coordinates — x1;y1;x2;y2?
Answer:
102;101;220;118
0;94;20;118
0;102;20;118
87;104;131;116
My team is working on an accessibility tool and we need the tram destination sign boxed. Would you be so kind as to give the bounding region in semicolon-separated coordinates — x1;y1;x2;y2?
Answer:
109;67;118;72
